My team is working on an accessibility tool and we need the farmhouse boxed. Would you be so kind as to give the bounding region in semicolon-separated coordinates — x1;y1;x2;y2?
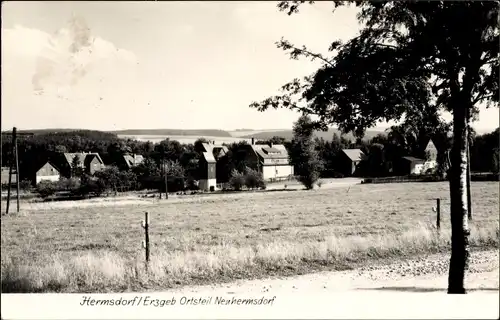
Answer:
401;156;426;175
422;139;438;173
35;161;61;184
339;149;366;177
197;142;229;191
239;139;294;182
116;153;145;170
1;167;17;185
51;152;106;178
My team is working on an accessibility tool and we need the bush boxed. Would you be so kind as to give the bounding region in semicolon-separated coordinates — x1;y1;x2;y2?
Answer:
244;167;266;190
186;179;200;191
36;181;57;199
229;169;245;191
57;177;80;192
296;170;320;190
78;175;106;197
19;179;33;193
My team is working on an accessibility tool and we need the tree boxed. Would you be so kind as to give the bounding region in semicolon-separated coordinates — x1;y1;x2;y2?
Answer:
289;115;323;189
244;167;266;190
250;1;498;293
229;169;245;191
367;143;386;177
71;155;83;177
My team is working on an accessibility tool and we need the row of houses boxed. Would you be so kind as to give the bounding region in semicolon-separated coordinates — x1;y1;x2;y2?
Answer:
197;138;439;191
1;138;439;191
1;152;145;186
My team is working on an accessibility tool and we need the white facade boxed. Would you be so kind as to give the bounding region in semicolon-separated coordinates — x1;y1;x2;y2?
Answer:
412;160;437;175
199;178;217;191
36;175;60;184
262;165;294;181
412;164;424;175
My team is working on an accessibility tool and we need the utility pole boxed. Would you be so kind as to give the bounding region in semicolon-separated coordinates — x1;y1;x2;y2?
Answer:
164;154;168;199
5;127;20;214
15;128;20;212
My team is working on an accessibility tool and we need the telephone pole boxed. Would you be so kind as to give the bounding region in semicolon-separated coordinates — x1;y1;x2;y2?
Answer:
5;127;20;214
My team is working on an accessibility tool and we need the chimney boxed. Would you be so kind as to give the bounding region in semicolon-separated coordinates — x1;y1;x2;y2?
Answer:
251;137;255;145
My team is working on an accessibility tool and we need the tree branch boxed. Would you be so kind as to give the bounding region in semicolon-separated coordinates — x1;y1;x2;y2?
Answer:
473;93;497;105
277;38;335;67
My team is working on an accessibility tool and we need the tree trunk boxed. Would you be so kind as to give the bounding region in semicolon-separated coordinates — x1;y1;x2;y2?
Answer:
447;104;470;294
466;142;472;220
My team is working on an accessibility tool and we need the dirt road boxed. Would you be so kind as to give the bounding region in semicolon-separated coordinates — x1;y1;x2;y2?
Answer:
2;250;498;319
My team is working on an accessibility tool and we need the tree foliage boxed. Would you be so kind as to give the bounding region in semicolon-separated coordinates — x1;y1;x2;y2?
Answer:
289;115;324;189
249;1;499;294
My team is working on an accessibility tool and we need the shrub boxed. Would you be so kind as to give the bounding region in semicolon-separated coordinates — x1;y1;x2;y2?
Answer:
36;181;57;199
229;169;245;191
78;176;106;197
57;177;80;192
19;179;33;193
244;167;266;190
296;170;320;190
186;179;200;191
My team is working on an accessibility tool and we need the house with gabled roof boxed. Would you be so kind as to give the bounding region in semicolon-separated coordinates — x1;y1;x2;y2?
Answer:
238;139;294;182
197;142;229;191
1;167;17;186
400;156;426;175
116;153;145;170
52;152;106;178
340;148;366;177
34;161;61;184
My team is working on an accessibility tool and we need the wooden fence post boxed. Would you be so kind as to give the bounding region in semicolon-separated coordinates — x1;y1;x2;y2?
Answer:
141;212;150;270
436;198;441;231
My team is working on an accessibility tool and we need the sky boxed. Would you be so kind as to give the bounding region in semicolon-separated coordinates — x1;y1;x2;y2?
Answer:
1;1;499;133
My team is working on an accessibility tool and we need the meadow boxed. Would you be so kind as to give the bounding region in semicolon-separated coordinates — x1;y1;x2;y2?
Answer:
1;181;498;293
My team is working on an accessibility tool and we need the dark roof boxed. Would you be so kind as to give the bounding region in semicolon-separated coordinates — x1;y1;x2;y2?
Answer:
122;154;144;168
251;144;289;160
402;156;425;163
342;149;365;162
63;153;103;167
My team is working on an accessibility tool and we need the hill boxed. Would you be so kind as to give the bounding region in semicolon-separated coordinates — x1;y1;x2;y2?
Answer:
111;129;232;137
240;128;386;141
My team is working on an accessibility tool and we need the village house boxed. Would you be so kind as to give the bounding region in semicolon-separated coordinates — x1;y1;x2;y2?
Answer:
197;142;229;191
395;139;440;176
240;138;294;182
339;149;366;177
400;156;426;175
50;152;106;178
115;153;145;170
34;161;61;184
422;139;439;173
1;167;17;186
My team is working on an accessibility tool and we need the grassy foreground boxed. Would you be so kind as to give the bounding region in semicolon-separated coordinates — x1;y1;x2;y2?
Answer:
1;182;498;293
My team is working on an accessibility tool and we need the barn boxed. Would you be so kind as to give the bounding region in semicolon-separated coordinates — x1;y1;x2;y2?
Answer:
339;149;366;177
35;161;61;184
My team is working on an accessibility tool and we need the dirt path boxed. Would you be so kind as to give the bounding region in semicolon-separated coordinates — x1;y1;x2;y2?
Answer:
1;250;498;319
147;249;499;319
159;249;499;295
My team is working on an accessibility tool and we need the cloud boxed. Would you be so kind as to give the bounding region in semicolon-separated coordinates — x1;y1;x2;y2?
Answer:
2;15;138;100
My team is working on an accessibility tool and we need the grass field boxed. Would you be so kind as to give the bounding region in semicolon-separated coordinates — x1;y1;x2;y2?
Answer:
1;181;498;293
